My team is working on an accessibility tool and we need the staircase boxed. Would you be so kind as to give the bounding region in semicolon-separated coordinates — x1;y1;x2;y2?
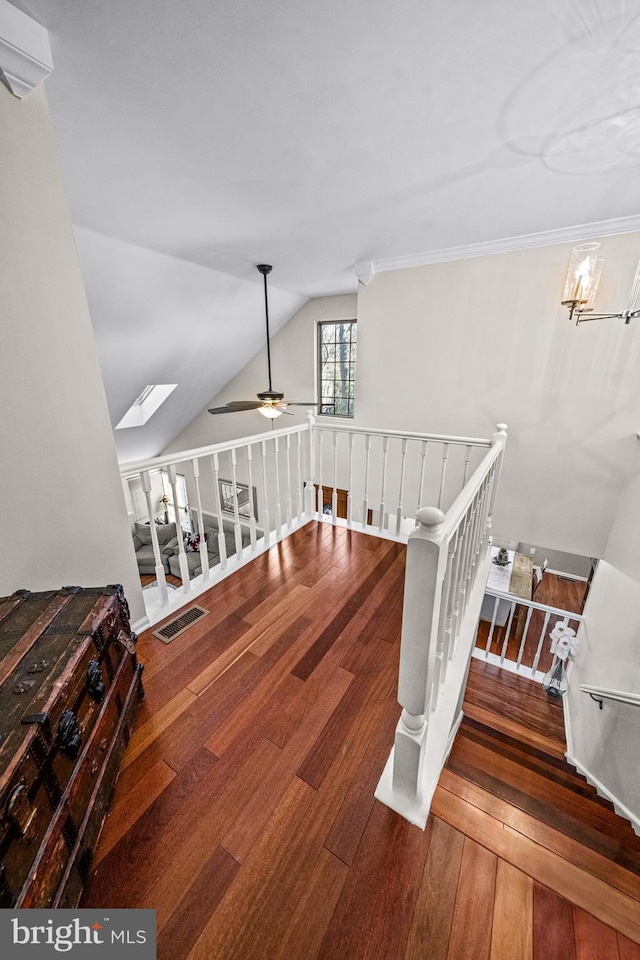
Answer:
446;659;640;882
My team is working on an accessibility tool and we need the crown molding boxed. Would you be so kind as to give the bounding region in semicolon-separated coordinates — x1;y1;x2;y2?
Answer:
0;0;52;98
372;215;640;275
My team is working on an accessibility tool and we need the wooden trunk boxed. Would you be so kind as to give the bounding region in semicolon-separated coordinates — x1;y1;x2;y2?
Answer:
0;584;143;908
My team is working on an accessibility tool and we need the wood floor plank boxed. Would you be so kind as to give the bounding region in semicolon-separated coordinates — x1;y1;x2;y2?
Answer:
271;847;349;960
220;666;354;864
93;759;176;866
573;906;621;960
490;859;533;960
431;786;640;944
122;687;198;768
533;882;577;960
147;737;283;932
315;801;431;960
619;934;640;959
185;777;320;960
404;817;464;960
156;846;239;960
446;837;497;960
439;768;640;903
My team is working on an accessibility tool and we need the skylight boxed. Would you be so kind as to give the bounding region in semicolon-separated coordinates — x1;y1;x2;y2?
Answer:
115;384;178;429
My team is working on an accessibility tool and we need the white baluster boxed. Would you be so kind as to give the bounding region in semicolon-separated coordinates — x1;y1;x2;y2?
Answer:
449;521;466;649
362;434;371;529
168;463;191;591
437;442;449;509
140;470;169;605
191;458;209;581
347;432;354;528
246;444;257;552
462;444;472;489
274;436;282;539
484;595;500;658
296;431;303;522
487;424;508;532
260;440;271;548
304;410;316;516
515;606;534;669
378;435;389;532
531;611;552;674
418;440;428;510
317;430;324;518
230;448;244;557
211;452;228;569
432;532;456;699
331;431;338;524
285;434;293;530
396;437;408;536
440;533;459;677
499;602;516;664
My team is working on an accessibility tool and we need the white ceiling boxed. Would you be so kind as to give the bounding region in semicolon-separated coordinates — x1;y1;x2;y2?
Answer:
19;0;640;458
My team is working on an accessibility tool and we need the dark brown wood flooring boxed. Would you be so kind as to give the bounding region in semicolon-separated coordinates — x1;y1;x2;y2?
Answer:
82;522;640;959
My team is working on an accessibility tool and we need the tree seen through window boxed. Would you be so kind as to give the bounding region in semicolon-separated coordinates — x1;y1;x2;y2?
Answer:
318;320;356;417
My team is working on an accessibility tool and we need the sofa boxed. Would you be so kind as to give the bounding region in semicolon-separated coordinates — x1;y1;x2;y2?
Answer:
132;521;178;574
167;514;252;579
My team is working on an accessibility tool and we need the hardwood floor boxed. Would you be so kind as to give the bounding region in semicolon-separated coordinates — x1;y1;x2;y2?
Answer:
82;523;640;958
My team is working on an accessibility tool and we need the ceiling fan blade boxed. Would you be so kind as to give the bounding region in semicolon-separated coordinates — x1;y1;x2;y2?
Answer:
208;400;263;414
279;401;320;406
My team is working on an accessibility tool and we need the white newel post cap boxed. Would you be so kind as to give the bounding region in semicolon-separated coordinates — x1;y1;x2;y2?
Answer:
416;507;446;529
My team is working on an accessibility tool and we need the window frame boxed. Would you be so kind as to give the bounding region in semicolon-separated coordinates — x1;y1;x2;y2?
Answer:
316;319;357;419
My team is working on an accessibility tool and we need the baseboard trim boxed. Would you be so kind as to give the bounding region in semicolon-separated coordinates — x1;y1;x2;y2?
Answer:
564;751;640;837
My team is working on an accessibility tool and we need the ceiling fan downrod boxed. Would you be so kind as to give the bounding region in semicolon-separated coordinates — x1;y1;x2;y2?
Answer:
257;264;275;395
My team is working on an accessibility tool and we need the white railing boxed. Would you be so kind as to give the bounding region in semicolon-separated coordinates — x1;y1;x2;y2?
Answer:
474;589;584;679
374;424;508;827
121;421;312;621
121;414;503;626
312;420;493;536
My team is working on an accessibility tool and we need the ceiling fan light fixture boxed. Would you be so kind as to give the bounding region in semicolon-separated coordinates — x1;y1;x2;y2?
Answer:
258;405;284;419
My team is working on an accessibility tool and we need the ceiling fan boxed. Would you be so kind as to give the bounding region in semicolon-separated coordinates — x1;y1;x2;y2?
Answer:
208;264;318;420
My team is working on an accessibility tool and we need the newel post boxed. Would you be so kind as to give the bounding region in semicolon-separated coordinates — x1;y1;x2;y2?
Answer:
304;409;316;516
393;506;448;800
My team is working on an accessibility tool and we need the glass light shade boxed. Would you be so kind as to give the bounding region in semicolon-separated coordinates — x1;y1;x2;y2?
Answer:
258;405;283;419
563;243;602;305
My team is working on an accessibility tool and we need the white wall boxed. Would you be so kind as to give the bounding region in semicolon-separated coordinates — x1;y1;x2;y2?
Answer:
164;294;357;452
565;441;640;825
357;238;640;558
0;84;145;623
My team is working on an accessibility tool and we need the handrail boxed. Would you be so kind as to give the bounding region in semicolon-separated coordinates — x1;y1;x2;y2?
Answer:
119;421;309;477
440;437;504;536
316;421;492;447
484;587;585;622
580;684;640;707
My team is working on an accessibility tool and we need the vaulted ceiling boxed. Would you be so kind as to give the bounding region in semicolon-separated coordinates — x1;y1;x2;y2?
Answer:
22;0;640;459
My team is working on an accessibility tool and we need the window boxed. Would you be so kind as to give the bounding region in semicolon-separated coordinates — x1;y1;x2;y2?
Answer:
318;320;356;417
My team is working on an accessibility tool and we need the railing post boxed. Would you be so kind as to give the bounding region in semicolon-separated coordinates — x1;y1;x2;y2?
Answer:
392;506;447;801
191;458;210;581
140;470;169;606
304;410;315;516
168;463;191;591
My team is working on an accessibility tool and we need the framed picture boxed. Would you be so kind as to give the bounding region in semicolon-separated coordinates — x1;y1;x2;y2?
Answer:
218;480;258;520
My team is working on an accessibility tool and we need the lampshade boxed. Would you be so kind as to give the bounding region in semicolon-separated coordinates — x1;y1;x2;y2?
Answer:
563;243;602;306
258;405;283;419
